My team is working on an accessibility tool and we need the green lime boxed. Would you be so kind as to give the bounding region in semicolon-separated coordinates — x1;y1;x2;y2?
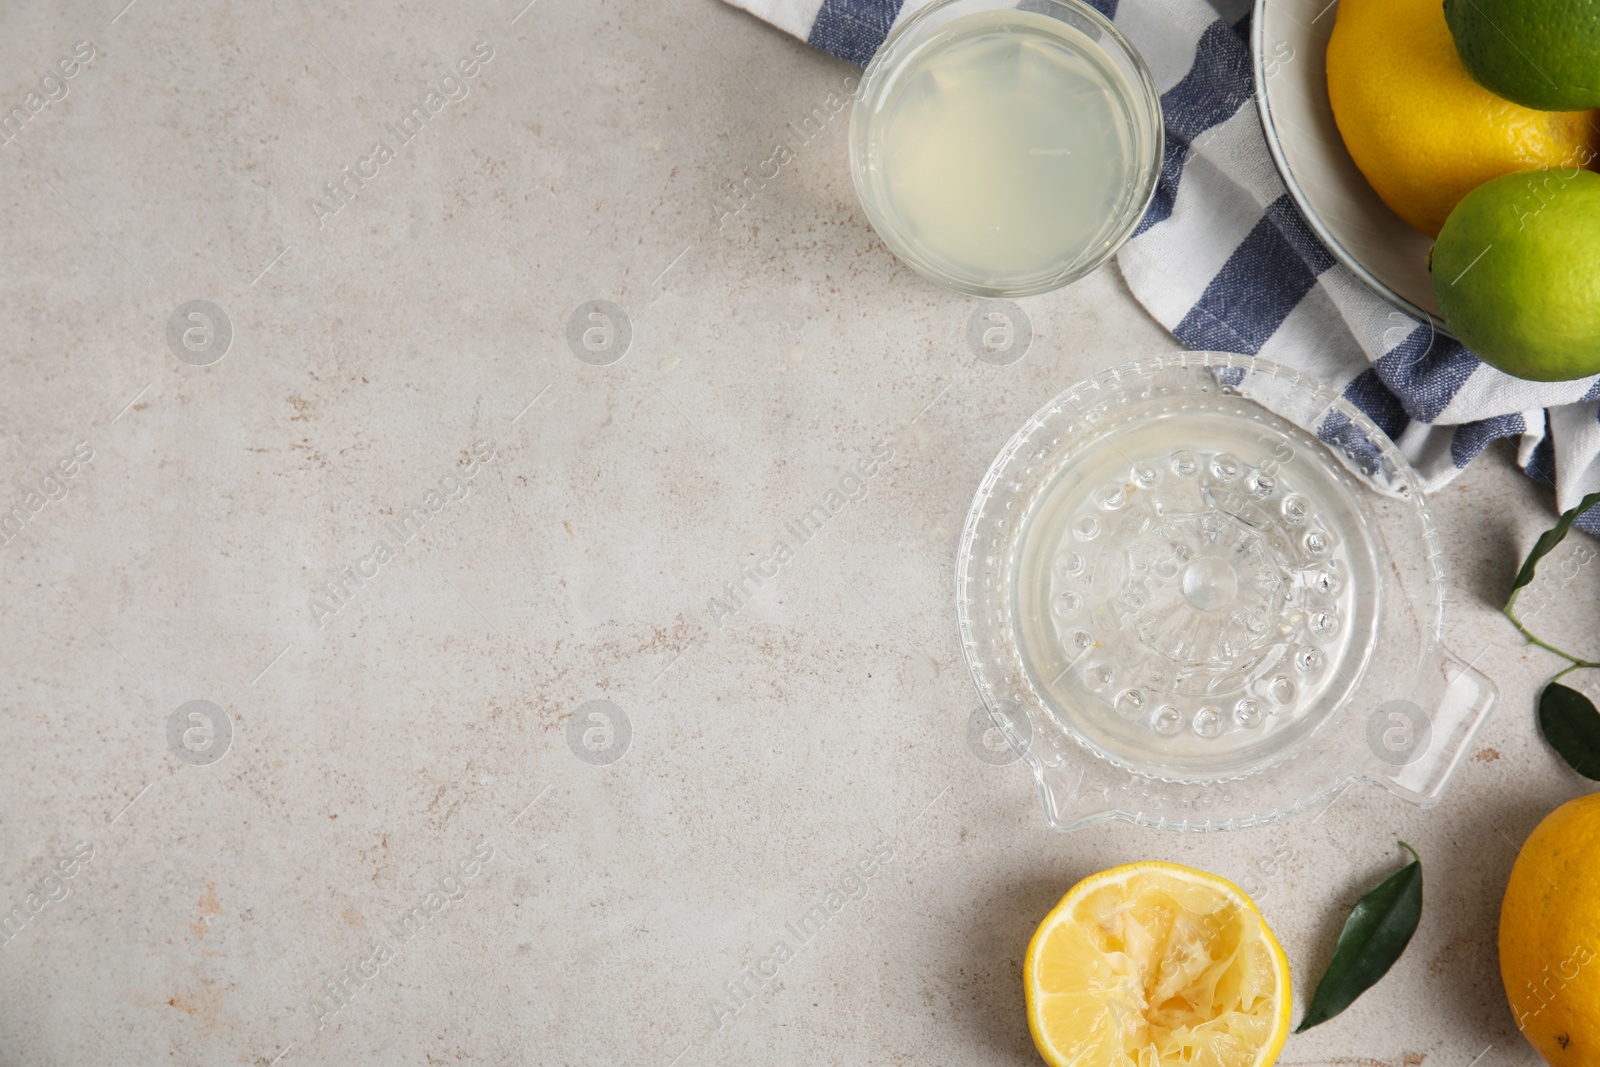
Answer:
1432;169;1600;383
1444;0;1600;110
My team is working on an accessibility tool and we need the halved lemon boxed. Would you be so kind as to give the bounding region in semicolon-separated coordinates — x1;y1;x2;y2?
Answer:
1024;861;1292;1067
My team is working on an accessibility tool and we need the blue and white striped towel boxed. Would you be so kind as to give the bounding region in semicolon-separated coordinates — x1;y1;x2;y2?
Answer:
724;0;1600;534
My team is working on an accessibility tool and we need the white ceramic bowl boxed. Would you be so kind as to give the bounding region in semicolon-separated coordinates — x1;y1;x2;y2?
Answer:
1252;0;1446;329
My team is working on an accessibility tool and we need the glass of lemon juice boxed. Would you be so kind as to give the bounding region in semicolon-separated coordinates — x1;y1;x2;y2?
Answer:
850;0;1163;296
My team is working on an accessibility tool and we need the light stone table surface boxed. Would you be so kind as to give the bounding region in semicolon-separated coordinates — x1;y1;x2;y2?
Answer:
1;0;1597;1064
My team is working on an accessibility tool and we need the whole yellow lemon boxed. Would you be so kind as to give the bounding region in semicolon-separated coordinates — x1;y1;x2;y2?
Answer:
1326;0;1598;238
1501;793;1600;1063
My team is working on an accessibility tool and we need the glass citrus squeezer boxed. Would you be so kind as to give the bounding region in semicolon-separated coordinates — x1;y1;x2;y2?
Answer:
957;353;1496;831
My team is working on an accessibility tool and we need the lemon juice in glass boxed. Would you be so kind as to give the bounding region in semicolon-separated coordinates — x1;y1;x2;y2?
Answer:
850;0;1163;296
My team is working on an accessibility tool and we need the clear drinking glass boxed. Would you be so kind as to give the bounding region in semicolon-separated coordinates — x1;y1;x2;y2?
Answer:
849;0;1163;297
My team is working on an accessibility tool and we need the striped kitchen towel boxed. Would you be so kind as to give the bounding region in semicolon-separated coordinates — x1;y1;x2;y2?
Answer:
723;0;1600;534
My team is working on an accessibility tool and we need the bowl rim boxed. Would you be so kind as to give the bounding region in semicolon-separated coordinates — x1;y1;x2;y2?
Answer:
1249;0;1451;336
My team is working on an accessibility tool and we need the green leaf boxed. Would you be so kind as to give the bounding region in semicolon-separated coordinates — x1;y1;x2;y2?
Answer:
1538;681;1600;780
1507;491;1600;608
1295;843;1423;1032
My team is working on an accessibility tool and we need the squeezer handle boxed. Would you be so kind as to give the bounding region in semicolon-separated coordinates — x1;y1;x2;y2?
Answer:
1366;650;1497;806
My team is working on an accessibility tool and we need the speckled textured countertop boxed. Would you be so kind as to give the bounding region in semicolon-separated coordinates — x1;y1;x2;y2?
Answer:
0;0;1595;1064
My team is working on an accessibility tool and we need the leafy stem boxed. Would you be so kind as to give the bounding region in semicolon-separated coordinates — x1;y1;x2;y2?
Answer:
1502;613;1600;671
1507;492;1600;779
1553;664;1589;685
1504;489;1600;668
1502;490;1600;671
